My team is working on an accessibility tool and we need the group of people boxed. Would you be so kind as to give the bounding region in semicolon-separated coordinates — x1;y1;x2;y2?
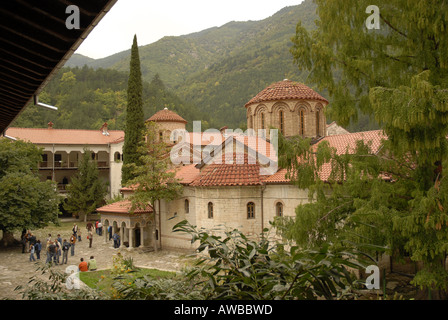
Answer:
23;221;104;271
23;220;125;274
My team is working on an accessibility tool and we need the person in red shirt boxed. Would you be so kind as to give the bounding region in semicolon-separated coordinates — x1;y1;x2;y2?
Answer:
78;257;88;272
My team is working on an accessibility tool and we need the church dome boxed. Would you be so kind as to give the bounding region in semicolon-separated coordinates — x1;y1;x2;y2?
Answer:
245;79;328;107
146;107;187;124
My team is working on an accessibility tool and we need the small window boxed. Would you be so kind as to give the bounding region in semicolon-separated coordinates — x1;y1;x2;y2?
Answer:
276;202;283;217
185;199;190;214
316;110;320;137
261;112;265;129
159;131;163;141
279;110;284;135
247;202;255;219
300;110;305;136
208;202;214;219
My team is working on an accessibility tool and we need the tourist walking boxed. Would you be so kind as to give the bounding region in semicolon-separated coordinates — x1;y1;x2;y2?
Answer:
21;233;27;253
29;243;36;262
34;240;42;260
50;241;58;265
72;223;78;238
45;239;51;263
108;226;113;241
97;221;103;236
55;238;62;264
57;234;62;246
88;230;93;248
28;233;36;247
113;231;120;248
70;234;76;256
62;239;70;264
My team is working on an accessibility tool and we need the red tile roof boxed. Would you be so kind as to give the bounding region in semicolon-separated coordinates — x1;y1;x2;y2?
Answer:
316;130;386;181
316;130;385;155
190;153;263;187
146;108;187;124
174;164;201;184
263;130;386;184
5;127;124;145
245;79;329;107
96;199;153;214
262;168;290;184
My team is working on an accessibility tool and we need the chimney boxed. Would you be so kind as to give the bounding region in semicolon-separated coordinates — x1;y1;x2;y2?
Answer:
101;122;109;136
219;126;228;137
48;121;53;129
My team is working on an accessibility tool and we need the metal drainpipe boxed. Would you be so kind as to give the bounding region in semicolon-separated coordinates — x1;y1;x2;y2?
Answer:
261;183;266;235
158;199;162;250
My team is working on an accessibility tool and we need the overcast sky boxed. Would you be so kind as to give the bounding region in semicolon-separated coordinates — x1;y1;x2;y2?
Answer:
75;0;304;59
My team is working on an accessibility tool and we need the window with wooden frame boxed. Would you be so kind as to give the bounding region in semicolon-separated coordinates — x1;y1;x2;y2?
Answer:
261;112;265;129
316;109;320;137
208;202;214;219
300;109;305;136
276;202;283;217
247;202;255;219
279;110;285;135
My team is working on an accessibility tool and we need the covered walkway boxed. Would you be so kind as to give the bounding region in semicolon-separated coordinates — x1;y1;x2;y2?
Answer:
97;200;155;249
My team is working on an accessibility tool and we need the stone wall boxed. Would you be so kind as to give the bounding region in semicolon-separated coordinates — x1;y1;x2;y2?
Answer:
158;184;311;250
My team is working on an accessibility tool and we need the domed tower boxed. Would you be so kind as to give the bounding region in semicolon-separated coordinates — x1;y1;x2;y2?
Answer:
245;79;329;139
146;107;187;144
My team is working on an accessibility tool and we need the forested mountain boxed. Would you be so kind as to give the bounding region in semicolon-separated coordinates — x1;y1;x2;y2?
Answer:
13;0;376;131
12;67;208;131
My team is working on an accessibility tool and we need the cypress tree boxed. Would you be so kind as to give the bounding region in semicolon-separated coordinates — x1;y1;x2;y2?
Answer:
122;35;145;185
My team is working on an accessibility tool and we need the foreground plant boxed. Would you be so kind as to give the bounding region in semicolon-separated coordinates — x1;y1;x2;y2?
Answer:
172;220;365;300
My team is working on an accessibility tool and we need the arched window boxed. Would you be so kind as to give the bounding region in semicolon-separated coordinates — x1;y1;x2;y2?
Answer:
300;109;305;136
316;110;320;137
261;112;265;130
208;202;214;219
185;199;190;214
159;131;163;141
247;202;255;219
279;110;285;135
276;202;283;217
114;152;121;162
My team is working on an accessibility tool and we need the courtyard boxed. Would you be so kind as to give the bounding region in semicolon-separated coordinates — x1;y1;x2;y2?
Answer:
0;218;193;300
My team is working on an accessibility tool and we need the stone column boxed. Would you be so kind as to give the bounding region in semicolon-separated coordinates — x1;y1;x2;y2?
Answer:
139;226;145;248
128;227;133;249
119;226;124;248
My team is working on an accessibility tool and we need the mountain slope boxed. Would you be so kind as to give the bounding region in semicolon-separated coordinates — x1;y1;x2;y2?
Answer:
65;1;319;129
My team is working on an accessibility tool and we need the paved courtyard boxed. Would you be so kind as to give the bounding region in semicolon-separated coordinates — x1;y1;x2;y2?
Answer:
0;219;195;300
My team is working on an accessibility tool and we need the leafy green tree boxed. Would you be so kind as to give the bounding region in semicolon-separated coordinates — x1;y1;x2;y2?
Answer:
284;0;448;296
64;149;107;221
127;121;183;252
122;35;145;185
0;139;59;246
